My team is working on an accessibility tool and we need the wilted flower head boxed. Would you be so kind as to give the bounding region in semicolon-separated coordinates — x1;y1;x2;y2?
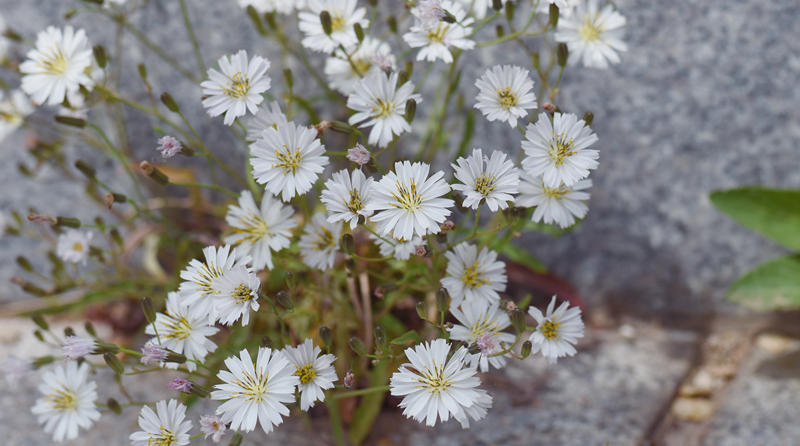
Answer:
156;136;182;158
61;336;96;360
346;144;371;166
140;342;168;365
168;377;193;393
200;414;227;443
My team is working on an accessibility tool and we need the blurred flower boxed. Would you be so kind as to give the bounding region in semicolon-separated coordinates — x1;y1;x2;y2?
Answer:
32;361;100;442
451;148;520;211
403;1;475;63
140;342;168;365
168;378;193;393
282;338;337;411
347;71;421;148
298;213;341;270
516;176;591;228
61;336;96;360
0;90;34;143
555;0;627;69
448;300;515;372
441;243;506;307
210;266;261;326
201;50;271;125
129;399;192;446
321;169;375;229
56;230;92;265
325;37;396;95
298;0;369;54
474;65;537;128
21;26;94;106
411;0;447;29
199;414;226;443
528;295;585;363
2;356;32;384
224;191;296;270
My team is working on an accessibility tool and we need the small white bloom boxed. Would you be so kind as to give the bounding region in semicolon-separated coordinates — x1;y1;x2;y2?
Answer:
371;233;425;261
199;414;227;443
156;135;182;158
210;266;261;326
521;112;599;188
145;292;219;371
325;37;396;95
321;169;374;229
56;229;92;265
448;300;515;372
474;65;537;128
244;101;288;142
283;338;337;411
555;0;627;69
32;361;101;442
528;295;584;363
20;26;94;106
298;213;341;270
224;190;297;270
367;161;454;240
250;121;329;201
441;243;507;307
238;0;302;14
61;336;96;360
346;143;371;166
451;148;519;211
389;339;492;428
411;0;447;28
0;90;34;142
130;399;192;446
403;1;475;64
516;175;591;228
140;343;168;365
347;71;421;148
211;347;300;434
201;50;271;125
179;245;251;319
298;0;369;54
2;356;32;384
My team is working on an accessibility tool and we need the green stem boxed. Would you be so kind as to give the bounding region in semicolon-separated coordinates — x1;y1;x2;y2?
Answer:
178;0;206;72
330;385;391;400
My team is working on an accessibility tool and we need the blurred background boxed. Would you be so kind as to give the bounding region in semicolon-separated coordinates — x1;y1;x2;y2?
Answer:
1;0;799;445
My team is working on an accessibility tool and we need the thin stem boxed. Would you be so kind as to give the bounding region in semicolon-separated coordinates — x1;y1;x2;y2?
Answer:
179;0;206;73
330;385;391;400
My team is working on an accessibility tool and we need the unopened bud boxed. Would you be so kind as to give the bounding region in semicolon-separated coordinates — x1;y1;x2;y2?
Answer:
33;355;55;368
276;290;293;310
340;233;355;255
107;398;122;415
495;25;505;38
246;5;267;35
319;326;332;349
442;9;457;23
511;308;527;333
354;23;365;42
343;370;356;389
436;288;450;313
264;12;277;30
140;161;169;185
55;115;86;128
165;351;186;364
557;43;569;67
55;216;81;228
405;99;416;123
75;160;96;179
387;16;398;34
415;301;427;320
64;327;76;338
582;111;594;127
137;63;148;81
105;193;126;209
492;0;503;11
229;431;243;446
261;336;273;348
505;1;515;22
32;314;49;331
84;321;97;337
415;245;427;257
542;102;556;113
141;297;156;324
93;45;107;68
320;10;333;35
109;228;123;247
531;51;541;70
283;68;294;90
330;120;354;134
103;353;125;374
549;4;560;27
34;330;45;342
16;256;33;272
441;220;455;232
348;337;367;356
520;340;532;358
160;92;180;113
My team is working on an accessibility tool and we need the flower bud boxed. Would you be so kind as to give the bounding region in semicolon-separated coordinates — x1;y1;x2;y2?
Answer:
103;353;125;375
320;11;333;35
354;23;365;42
16;256;33;272
368;0;377;6
137;63;148;81
557;43;569;67
107;398;122;415
55;216;81;228
246;5;267;35
141;297;156;324
84;321;97;337
168;377;194;393
505;1;515;22
436;288;450;314
276;290;294;310
140;161;169;185
160;92;180;113
549;4;559;27
492;0;503;11
230;431;243;446
495;25;505;38
165;351;186;364
520;340;532;358
33;355;55;369
95;342;120;354
442;9;457;23
397;70;410;86
283;68;294;90
319;326;332;349
261;336;273;348
330;120;354;134
264;12;277;30
32;314;49;331
387;16;397;34
531;51;541;69
75;160;96;179
64;326;76;338
34;330;45;342
340;233;355;255
105;193;127;209
343;370;356;389
405;99;416;123
415;301;427;321
582;111;594;127
109;228;123;247
511;308;527;333
348;337;367;356
542;102;556;113
54;115;86;128
93;45;107;68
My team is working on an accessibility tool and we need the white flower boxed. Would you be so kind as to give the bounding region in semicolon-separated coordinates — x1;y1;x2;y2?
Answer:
516;175;591;228
179;245;251;319
448;300;515;372
441;243;506;307
20;26;94;106
371;234;425;261
211;347;300;434
0;90;34;142
451;148;519;211
56;229;92;265
32;361;101;442
201;50;271;125
521;112;599;188
156;135;182;158
325;37;396;95
411;0;447;28
298;0;369;54
61;336;96;360
244;101;288;142
199;414;227;443
555;0;627;69
238;0;302;14
130;399;192;446
321;169;375;229
346;143;371;166
224;190;297;270
250;121;329;201
367;161;454;240
389;339;492;428
2;355;32;384
298;213;341;270
210;266;261;326
347;71;421;148
283;338;337;411
474;65;537;128
145;292;219;371
528;295;584;363
403;1;475;64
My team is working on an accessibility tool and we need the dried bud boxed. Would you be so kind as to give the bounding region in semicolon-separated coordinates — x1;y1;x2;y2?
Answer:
346;144;371;165
343;370;356;389
373;286;385;299
415;245;427;257
107;398;122;415
141;297;156;324
320;10;333;35
441;220;455;232
436;288;451;314
168;377;193;393
319;326;332;349
348;337;367;356
504;300;518;312
520;340;532;359
542;102;556;113
105;193;127;209
261;336;273;348
103;353;125;375
139;161;169;185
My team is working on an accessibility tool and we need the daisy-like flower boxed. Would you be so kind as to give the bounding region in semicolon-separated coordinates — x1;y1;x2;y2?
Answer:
61;336;96;360
211;347;299;434
516;175;591;228
555;0;627;69
156;135;182;158
199;414;227;443
403;1;475;64
0;89;34;142
451;148;520;211
179;245;251;319
346;143;371;166
441;243;507;307
521;112;599;188
224;191;296;271
321;169;374;229
56;229;92;265
244;101;288;142
238;0;302;14
367;161;454;240
474;65;537;128
250;121;329;201
298;213;342;270
282;338;337;411
298;0;369;54
201;50;271;125
528;295;585;363
325;37;396;95
20;26;94;106
448;300;515;372
210;265;261;326
145;292;219;371
129;399;192;446
347;71;421;148
32;361;101;442
371;234;425;261
389;339;492;428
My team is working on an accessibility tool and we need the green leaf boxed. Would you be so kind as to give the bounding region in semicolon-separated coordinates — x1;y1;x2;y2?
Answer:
497;243;547;273
390;330;420;345
710;188;800;251
727;255;800;310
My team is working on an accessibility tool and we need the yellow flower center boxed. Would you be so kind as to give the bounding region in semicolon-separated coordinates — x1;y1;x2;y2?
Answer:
72;242;84;252
391;180;423;211
148;427;177;446
415;364;451;395
372;99;395;119
232;214;271;245
461;261;487;288
274;145;303;175
313;226;335;251
233;370;269;403
474;174;497;197
163;316;192;341
294;363;317;384
540;319;561;340
232;283;253;304
427;25;448;44
331;14;346;32
224;72;250;99
497;87;517;110
542;183;569;199
579;17;603;42
346;189;364;214
47;387;78;410
547;132;576;166
42;47;70;74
